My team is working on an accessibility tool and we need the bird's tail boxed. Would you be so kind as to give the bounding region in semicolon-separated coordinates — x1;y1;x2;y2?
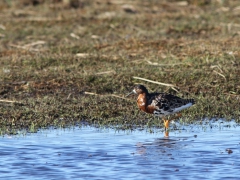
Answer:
185;99;195;105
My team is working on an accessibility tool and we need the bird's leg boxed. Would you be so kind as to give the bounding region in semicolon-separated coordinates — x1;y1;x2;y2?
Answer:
163;119;170;130
163;113;182;137
163;118;170;137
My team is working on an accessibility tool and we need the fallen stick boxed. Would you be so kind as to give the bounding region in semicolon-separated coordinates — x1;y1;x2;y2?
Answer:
146;60;188;66
0;99;22;104
23;41;46;48
9;44;40;52
213;70;226;81
133;76;176;87
95;70;116;75
84;92;132;101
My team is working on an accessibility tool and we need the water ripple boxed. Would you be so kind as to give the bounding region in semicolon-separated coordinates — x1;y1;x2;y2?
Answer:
0;120;240;179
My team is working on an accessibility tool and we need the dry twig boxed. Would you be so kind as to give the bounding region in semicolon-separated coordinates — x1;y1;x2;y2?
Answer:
133;76;179;92
95;70;116;75
146;60;188;66
0;99;22;104
84;92;132;101
133;76;176;87
213;70;226;81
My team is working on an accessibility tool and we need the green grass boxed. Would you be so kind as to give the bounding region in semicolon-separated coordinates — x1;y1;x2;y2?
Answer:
0;0;240;134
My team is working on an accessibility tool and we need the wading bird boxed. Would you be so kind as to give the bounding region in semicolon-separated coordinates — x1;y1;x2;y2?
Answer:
126;85;195;134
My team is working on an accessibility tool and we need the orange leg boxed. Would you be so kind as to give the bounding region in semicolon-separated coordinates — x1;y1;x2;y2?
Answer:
163;119;170;130
162;118;170;137
163;113;182;136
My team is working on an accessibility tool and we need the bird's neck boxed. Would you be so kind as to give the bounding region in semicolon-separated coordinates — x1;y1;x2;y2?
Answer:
137;93;147;111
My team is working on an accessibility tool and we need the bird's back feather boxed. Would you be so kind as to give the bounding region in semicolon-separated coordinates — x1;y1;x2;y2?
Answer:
147;93;195;116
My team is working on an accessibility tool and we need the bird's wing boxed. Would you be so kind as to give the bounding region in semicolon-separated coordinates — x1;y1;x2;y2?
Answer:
149;93;192;110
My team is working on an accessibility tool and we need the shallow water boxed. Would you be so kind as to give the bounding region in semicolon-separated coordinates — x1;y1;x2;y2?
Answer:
1;120;240;180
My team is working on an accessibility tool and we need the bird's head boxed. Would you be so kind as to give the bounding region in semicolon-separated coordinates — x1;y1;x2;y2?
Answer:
126;84;148;97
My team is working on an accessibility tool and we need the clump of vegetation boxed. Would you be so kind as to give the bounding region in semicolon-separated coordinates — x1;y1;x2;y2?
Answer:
0;0;240;134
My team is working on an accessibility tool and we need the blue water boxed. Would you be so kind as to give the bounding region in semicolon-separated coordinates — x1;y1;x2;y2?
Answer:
0;120;240;180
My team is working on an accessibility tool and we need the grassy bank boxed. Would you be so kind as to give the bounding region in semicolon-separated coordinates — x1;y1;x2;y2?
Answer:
0;0;240;134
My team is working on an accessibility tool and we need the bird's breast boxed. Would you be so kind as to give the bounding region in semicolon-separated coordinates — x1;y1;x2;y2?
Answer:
137;94;147;111
137;94;155;114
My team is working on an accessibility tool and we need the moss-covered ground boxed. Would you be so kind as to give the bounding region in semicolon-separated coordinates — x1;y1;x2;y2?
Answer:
0;0;240;134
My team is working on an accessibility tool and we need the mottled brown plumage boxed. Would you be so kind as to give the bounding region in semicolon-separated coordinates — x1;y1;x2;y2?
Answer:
126;84;195;131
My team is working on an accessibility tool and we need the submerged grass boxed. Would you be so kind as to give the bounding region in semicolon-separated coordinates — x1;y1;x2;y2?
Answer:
0;0;240;134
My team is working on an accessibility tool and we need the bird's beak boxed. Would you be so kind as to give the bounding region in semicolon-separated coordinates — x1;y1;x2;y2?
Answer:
126;91;134;97
125;89;136;97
